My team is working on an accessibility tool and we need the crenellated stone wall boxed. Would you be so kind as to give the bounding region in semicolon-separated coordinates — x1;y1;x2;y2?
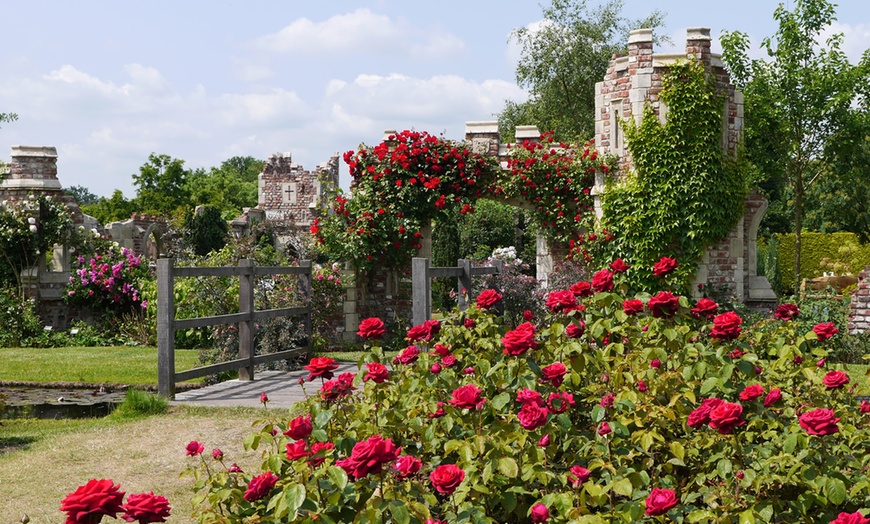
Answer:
257;152;339;227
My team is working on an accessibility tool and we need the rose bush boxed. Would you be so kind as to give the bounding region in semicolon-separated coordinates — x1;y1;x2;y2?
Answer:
186;262;870;523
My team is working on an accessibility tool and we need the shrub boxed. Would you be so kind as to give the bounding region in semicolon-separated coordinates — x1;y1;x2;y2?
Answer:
66;244;150;318
775;232;870;293
187;261;870;522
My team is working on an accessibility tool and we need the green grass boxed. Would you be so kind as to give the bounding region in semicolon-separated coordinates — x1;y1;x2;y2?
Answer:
315;349;399;362
0;346;201;385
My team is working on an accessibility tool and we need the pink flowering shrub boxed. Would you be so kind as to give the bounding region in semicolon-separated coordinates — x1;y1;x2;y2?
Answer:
186;261;870;523
66;244;150;317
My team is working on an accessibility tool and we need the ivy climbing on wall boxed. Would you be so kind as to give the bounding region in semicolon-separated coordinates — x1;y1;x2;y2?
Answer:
597;60;749;293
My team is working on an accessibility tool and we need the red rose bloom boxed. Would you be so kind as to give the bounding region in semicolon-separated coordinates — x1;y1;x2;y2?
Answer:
645;487;678;516
286;440;308;460
650;359;662;369
739;384;765;401
523;309;534;321
652;256;678;277
861;400;870;414
691;298;719;320
687;398;724;428
430;464;465;494
830;512;870;524
393;345;419;365
407;319;440;342
335;435;401;478
185;440;204;456
774;303;800;321
708;402;745;434
823;370;850;389
531;503;550;523
363;362;389;383
121;492;171;524
309;442;334;466
537;433;550;447
540;362;568;387
60;479;126;524
464;318;476;329
814;322;839;341
648;291;680;318
545;290;577;313
304;356;339;381
502;322;538;356
568;465;591;486
609;258;630;273
570;281;593;297
597;421;612;436
244;471;279;502
357;317;386;340
284;414;312;440
623;299;644;316
394;455;422;479
591;269;614;292
566;321;585;338
711;311;743;340
763;388;782;407
449;384;487;410
517;402;549;430
547;392;575;413
320;372;356;401
476;289;502;310
516;388;543;405
799;408;840;435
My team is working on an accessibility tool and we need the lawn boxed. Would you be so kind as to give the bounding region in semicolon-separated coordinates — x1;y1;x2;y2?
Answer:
0;346;201;385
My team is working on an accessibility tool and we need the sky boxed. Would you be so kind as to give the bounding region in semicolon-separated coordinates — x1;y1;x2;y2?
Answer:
1;0;868;198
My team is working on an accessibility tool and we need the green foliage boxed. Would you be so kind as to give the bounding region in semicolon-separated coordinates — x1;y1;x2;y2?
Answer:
184;205;229;256
64;185;99;206
773;232;870;293
458;200;531;261
431;209;462;311
599;61;748;293
81;189;137;224
188;266;870;523
0;288;41;347
132;153;192;216
502;0;667;142
185;156;261;219
109;388;169;419
758;236;782;298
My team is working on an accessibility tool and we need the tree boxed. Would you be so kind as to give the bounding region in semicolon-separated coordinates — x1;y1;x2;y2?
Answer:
184;205;229;256
721;0;870;293
185;156;261;219
132;153;191;216
0;112;18;127
501;0;666;142
81;190;136;224
64;185;99;206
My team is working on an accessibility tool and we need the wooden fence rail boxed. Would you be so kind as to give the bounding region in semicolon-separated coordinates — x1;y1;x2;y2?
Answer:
157;258;312;398
411;257;503;326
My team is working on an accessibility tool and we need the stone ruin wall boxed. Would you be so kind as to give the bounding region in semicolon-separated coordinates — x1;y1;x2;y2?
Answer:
849;267;870;335
257;152;339;228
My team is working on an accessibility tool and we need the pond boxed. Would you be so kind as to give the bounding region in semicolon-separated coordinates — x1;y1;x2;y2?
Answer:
1;386;127;419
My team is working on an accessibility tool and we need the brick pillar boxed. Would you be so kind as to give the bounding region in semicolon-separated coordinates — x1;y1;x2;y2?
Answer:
849;267;870;334
465;121;500;157
686;27;712;65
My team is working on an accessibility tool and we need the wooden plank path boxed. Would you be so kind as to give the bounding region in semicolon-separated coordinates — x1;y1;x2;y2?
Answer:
171;363;358;408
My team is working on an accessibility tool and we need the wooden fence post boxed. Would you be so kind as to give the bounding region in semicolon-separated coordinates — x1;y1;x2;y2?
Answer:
458;259;472;311
238;258;255;381
299;260;312;358
157;258;175;398
412;257;430;326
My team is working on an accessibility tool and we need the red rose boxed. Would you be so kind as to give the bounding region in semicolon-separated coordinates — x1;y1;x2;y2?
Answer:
393;346;419;365
774;303;800;321
304;357;339;381
650;359;662;369
862;400;870;414
476;289;503;310
739;384;764;401
284;414;312;440
464;318;476;329
185;440;204;456
763;388;782;407
813;322;839;341
244;471;279;501
516;388;543;405
799;408;840;435
652;256;678;277
591;269;614;292
709;401;745;434
363;362;389;383
259;392;269;404
309;442;334;466
691;298;719;320
545;290;577;313
711;311;743;340
502;322;538;356
568;465;591;486
394;455;422;478
830;512;870;524
531;503;550;522
645;487;678;516
823;370;850;389
449;384;487;410
60;479;126;524
547;392;575;413
538;433;550;447
637;380;648;392
357;317;386;340
570;281;592;297
687;398;724;428
407;319;440;342
609;258;630;273
430;464;465;494
523;310;534;321
648;291;680;318
212;448;224;460
600;393;615;407
335;435;401;478
623;299;644;316
121;492;171;524
517;402;549;430
566;321;585;338
286;440;308;460
597;421;612;436
320;373;356;401
540;362;568;387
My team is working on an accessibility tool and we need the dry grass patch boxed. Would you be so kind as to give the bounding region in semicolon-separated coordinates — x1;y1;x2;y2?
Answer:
0;405;270;524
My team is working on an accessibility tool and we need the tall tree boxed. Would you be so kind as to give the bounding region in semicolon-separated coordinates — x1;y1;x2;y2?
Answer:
501;0;666;142
65;185;99;206
132;153;191;216
721;0;870;293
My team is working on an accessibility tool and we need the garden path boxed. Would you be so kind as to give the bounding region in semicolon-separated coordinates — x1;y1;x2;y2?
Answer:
171;363;358;408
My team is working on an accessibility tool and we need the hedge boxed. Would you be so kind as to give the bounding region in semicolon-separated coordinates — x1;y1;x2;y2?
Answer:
774;232;870;292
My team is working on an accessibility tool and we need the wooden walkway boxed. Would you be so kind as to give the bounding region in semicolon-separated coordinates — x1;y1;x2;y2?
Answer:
171;363;358;408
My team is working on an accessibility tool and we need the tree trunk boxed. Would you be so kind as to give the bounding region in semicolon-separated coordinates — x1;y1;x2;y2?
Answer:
793;175;803;295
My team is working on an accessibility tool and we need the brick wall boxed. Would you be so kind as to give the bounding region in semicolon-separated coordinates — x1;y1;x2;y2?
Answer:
849;267;870;334
258;152;339;228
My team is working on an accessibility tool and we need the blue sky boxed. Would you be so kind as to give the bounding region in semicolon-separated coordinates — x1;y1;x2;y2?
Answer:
1;0;867;197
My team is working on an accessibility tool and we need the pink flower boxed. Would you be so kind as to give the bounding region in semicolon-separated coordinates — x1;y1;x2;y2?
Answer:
212;449;223;460
799;408;840;435
516;388;543;405
650;359;662;369
531;503;550;522
565;321;585;338
600;393;615;408
538;434;551;447
823;370;850;389
763;388;782;407
185;441;204;456
547;392;575;413
598;421;612;436
645;487;678;516
286;440;308;460
567;465;591;486
709;402;746;434
637;380;648;392
259;392;269;405
829;512;870;524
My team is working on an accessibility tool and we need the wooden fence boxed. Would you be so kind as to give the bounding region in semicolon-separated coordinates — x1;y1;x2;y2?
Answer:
411;257;503;326
157;258;311;398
